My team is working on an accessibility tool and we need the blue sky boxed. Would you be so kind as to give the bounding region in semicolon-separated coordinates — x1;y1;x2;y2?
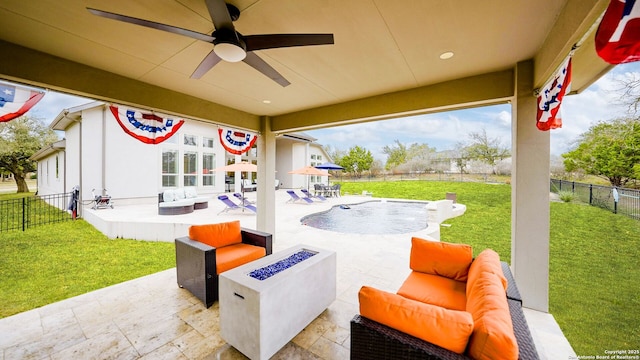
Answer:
27;62;640;160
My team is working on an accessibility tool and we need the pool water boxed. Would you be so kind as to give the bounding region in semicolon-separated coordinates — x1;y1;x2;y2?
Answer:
301;200;429;234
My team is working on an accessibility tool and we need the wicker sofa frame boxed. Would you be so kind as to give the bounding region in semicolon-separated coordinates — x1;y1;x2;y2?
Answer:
350;262;540;360
175;227;273;308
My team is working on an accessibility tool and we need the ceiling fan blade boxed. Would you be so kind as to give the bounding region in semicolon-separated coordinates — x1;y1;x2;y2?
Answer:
87;8;215;43
243;52;291;87
191;50;223;79
245;34;334;51
205;0;235;31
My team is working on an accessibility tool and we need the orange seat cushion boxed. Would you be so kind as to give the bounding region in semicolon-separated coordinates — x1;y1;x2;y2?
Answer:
359;286;474;354
216;243;266;274
397;271;467;311
409;237;473;281
466;270;518;359
466;249;508;295
189;221;242;248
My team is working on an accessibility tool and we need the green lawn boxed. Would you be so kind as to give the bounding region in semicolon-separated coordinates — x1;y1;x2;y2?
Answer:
0;220;175;317
340;181;639;355
1;182;638;355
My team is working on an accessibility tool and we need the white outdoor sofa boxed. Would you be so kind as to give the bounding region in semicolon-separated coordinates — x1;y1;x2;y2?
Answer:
158;187;209;215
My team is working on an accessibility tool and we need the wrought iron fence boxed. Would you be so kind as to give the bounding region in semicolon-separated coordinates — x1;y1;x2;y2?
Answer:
551;179;640;220
0;192;75;232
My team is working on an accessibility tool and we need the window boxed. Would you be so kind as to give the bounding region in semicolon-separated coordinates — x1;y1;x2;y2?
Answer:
183;152;197;186
311;154;317;160
317;155;322;162
202;153;215;186
203;137;215;148
162;150;178;187
184;134;197;146
55;155;59;179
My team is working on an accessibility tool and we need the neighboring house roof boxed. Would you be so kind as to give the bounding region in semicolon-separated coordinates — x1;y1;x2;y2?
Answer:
30;139;66;161
49;101;106;131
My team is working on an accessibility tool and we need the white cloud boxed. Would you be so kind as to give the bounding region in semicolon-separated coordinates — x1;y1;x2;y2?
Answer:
29;91;92;123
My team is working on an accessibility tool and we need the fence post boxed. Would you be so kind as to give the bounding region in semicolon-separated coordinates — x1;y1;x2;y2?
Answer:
22;197;26;231
589;184;593;205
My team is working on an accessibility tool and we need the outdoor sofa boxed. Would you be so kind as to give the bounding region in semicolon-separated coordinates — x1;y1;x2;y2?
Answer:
158;187;209;215
175;220;272;307
351;238;539;360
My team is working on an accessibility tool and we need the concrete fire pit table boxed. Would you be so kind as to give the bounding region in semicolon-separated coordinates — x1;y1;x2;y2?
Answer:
219;244;337;360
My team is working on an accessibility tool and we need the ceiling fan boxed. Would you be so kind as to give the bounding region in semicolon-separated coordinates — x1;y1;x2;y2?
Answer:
87;0;334;87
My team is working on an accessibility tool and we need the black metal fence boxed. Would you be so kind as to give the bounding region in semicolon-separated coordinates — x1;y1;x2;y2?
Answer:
0;192;75;232
550;179;640;220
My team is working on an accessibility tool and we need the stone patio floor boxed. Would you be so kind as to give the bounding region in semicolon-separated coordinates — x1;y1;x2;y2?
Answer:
0;190;574;359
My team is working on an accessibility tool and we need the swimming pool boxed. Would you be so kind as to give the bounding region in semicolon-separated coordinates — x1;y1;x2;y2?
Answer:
300;200;429;234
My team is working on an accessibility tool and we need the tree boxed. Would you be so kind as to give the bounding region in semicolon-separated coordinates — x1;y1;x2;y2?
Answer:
464;128;510;173
339;145;374;178
0;116;58;193
382;140;407;171
563;118;640;187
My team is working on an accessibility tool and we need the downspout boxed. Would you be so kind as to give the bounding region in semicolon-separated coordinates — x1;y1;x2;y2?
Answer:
61;110;83;218
101;105;106;196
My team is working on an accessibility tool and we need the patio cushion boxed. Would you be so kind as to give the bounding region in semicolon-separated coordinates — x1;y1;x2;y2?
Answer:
466;270;518;360
397;271;467;311
184;187;198;198
409;237;473;281
162;189;176;202
174;188;186;200
466;249;508;294
189;221;242;248
216;243;266;274
359;286;473;354
159;199;195;208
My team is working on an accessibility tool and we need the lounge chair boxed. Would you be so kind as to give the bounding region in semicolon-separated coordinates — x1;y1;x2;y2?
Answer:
217;195;257;214
233;192;255;206
301;188;326;201
286;190;313;204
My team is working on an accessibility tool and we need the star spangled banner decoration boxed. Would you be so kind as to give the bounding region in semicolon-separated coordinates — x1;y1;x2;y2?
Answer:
109;105;185;144
595;0;640;64
0;83;45;123
536;55;572;131
218;127;258;155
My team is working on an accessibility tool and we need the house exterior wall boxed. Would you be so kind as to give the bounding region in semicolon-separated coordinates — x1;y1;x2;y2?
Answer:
41;104;227;205
36;151;66;195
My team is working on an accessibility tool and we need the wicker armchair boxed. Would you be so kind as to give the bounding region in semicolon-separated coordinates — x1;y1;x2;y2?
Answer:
175;227;272;308
350;262;540;360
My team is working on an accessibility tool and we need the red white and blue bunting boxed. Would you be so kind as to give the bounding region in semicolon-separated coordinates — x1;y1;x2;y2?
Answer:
218;127;258;155
536;55;572;131
109;105;184;144
0;83;45;123
596;0;640;64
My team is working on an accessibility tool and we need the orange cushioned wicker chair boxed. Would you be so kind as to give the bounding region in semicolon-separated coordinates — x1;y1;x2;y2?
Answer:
175;220;272;308
351;237;540;360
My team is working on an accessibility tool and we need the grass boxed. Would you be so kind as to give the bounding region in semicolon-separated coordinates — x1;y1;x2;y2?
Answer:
0;219;175;318
341;181;639;355
1;182;638;355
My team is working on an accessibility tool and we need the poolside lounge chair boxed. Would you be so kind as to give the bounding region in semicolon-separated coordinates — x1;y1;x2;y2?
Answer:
301;188;326;201
286;190;314;204
233;192;255;206
217;195;257;214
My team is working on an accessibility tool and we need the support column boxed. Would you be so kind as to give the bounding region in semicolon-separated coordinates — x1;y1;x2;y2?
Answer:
511;60;550;312
257;116;277;240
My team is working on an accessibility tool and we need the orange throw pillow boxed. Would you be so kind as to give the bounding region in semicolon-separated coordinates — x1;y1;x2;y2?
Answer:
409;237;473;281
189;221;242;248
397;271;467;311
358;286;473;354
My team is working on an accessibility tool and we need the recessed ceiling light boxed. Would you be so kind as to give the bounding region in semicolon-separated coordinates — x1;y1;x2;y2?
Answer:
439;51;454;60
262;100;271;104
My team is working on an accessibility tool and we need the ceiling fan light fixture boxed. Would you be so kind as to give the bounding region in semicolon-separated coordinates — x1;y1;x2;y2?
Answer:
214;42;246;62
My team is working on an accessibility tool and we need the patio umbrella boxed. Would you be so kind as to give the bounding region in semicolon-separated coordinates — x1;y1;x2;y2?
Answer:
288;166;331;190
315;162;343;185
212;161;257;199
